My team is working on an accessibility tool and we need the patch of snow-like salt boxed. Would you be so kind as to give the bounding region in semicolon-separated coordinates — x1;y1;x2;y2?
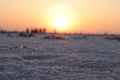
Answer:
0;34;120;80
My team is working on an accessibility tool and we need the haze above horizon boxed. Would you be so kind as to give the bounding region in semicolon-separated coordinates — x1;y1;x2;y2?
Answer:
0;0;120;34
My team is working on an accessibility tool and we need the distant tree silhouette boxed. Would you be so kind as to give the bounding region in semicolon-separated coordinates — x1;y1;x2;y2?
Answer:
30;28;47;34
42;28;46;33
26;28;30;33
104;32;108;36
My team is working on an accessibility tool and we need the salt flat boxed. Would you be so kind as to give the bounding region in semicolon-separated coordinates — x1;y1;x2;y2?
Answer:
0;33;120;80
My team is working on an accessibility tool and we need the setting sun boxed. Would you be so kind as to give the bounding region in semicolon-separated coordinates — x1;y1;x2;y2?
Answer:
53;15;70;31
45;3;76;33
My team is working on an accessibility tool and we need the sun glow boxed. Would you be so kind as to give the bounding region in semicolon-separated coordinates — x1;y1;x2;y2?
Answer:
46;3;76;33
53;15;70;30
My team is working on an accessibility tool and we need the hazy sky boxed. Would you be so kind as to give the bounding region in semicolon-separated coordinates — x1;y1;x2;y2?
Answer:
0;0;120;34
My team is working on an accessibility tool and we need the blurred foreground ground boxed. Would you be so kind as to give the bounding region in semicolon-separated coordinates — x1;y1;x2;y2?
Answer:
0;33;120;80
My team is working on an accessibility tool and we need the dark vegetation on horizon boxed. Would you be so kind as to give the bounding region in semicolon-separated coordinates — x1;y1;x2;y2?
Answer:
0;28;47;34
0;28;120;41
0;28;47;37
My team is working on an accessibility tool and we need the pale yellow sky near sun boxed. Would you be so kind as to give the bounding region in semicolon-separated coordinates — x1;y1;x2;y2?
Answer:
0;0;120;34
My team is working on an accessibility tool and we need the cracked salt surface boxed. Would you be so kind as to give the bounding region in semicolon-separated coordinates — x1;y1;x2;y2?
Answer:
0;34;120;80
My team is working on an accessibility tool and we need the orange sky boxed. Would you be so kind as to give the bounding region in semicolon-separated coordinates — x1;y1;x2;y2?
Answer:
0;0;120;34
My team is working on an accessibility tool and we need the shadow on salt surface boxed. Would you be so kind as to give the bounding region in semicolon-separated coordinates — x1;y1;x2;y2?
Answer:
0;55;23;63
22;54;63;61
0;55;51;80
0;54;119;80
0;45;27;51
22;53;117;70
